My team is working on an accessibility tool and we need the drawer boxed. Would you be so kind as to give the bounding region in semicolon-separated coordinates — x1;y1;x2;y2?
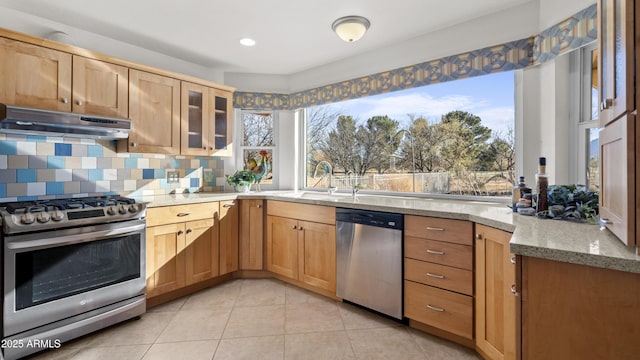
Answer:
405;237;472;270
146;202;219;227
404;216;472;245
404;258;473;295
266;200;335;224
404;280;473;339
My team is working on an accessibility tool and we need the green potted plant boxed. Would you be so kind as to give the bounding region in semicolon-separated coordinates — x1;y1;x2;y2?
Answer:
225;170;256;193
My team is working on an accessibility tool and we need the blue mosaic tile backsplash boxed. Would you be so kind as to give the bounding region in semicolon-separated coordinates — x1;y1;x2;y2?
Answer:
0;134;226;201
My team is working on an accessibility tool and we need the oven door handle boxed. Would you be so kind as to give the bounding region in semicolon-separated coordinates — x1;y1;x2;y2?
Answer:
6;223;146;250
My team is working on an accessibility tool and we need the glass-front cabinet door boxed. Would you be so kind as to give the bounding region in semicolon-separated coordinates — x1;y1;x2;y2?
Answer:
181;82;211;156
211;89;233;157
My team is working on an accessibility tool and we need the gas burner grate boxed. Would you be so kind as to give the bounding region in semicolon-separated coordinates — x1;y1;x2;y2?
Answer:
1;196;137;214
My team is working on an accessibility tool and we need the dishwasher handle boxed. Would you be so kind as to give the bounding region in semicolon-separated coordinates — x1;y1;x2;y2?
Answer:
335;208;403;230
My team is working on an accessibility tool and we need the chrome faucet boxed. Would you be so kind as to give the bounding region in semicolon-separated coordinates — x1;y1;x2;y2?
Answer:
313;161;337;194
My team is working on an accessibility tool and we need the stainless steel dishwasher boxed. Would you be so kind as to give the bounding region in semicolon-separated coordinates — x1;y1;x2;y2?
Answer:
336;208;403;319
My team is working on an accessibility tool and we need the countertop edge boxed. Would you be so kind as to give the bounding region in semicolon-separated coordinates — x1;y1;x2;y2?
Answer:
138;192;640;274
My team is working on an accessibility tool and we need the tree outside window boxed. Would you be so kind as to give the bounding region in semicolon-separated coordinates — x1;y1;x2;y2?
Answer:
305;72;515;197
241;111;275;188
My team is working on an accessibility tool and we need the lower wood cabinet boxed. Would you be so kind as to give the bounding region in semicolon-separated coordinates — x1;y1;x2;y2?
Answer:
403;215;474;341
219;200;239;275
520;256;640;360
146;202;219;299
266;201;336;293
240;199;264;270
475;224;516;360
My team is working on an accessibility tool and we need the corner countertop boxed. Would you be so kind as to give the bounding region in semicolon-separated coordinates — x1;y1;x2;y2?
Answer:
136;191;640;274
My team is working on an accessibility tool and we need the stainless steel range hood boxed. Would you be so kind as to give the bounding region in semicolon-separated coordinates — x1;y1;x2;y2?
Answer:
0;104;131;140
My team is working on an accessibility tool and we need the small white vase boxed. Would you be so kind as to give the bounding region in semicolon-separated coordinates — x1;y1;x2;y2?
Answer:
234;184;250;193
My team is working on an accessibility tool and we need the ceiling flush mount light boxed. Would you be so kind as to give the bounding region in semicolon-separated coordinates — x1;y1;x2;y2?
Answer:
240;38;256;46
332;15;370;42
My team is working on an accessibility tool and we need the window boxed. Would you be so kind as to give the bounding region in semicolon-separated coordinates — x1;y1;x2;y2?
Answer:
304;72;515;198
577;43;599;191
239;110;276;189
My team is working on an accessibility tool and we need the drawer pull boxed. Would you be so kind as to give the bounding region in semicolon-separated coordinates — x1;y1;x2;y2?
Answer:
510;256;516;264
426;227;444;231
177;212;192;217
426;304;445;312
223;203;235;208
427;272;444;279
426;249;445;255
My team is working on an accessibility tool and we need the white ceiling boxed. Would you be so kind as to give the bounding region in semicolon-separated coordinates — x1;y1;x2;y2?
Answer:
0;0;534;75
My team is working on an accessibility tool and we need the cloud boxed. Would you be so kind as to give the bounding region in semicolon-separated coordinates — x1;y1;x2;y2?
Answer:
330;92;511;133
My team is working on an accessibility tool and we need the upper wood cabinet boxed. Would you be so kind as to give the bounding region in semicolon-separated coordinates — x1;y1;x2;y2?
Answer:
211;89;233;157
475;224;516;360
181;82;211;156
0;37;72;112
597;0;635;127
599;113;636;246
126;69;181;154
72;56;128;118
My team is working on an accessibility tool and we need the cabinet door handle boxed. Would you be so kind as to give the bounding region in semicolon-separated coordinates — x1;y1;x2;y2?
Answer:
426;249;444;255
510;283;519;296
510;256;516;264
61;97;68;104
256;204;262;208
177;212;191;217
223;203;235;208
426;304;445;312
186;228;193;234
76;100;83;106
299;227;304;231
475;233;483;240
292;225;297;229
177;230;184;235
426;272;444;279
426;227;444;231
131;142;138;148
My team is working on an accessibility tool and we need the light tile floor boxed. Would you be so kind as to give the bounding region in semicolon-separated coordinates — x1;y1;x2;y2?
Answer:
27;279;481;360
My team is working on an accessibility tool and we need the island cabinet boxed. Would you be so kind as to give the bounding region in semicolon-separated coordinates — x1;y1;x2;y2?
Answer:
145;202;219;299
403;216;474;342
219;200;239;275
475;224;516;360
239;199;264;270
519;256;640;359
0;37;128;117
266;201;336;295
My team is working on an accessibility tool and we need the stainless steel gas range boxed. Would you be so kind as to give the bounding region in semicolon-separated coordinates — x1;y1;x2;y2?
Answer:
0;196;146;360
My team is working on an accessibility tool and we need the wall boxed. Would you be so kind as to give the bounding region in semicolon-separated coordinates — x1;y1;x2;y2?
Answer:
0;134;225;202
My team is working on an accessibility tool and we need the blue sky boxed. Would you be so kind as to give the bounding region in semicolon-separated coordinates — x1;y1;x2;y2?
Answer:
315;71;515;137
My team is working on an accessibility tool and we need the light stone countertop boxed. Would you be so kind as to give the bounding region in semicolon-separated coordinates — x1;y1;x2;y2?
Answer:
137;191;640;274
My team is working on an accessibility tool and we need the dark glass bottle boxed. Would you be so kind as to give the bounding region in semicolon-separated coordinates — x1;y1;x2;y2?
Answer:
535;157;548;212
512;176;531;212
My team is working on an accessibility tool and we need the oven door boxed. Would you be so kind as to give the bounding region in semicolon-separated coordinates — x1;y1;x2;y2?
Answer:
3;220;146;337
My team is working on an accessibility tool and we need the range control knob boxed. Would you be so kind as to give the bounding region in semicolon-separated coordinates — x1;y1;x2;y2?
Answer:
128;204;139;213
107;206;118;216
20;213;35;225
118;204;127;214
37;212;51;223
51;210;64;222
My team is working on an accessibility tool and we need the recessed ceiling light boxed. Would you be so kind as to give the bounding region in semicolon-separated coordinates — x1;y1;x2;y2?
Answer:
240;38;256;46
